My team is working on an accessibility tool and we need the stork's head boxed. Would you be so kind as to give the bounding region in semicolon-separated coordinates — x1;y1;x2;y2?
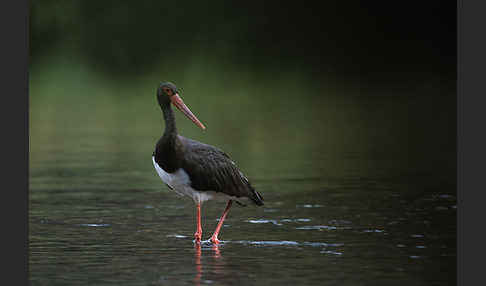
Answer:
157;82;206;130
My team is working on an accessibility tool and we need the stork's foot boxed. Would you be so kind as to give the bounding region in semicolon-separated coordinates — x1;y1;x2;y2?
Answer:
194;203;202;244
194;232;202;243
210;235;220;244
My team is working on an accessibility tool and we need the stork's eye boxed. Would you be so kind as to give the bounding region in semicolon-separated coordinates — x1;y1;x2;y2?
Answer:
163;88;172;96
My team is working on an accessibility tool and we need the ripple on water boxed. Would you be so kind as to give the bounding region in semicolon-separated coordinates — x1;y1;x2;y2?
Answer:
165;236;342;249
320;250;343;255
439;194;455;199
166;234;188;239
280;218;311;223
362;229;384;233
246;219;282;226
78;223;111;227
296;204;323;208
296;225;337;230
237;240;300;246
328;219;352;225
231;241;341;248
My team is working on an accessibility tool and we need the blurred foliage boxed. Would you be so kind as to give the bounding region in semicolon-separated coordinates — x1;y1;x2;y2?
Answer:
30;0;455;82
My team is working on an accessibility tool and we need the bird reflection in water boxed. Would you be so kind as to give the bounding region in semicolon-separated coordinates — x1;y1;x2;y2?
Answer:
193;243;225;285
194;244;202;286
212;244;221;259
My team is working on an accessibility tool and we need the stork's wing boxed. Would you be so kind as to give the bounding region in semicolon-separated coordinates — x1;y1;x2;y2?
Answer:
178;135;264;205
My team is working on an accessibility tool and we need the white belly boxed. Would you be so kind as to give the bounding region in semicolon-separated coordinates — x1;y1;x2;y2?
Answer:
152;156;213;203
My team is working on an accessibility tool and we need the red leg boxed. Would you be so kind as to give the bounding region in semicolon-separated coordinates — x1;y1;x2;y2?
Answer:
194;203;202;243
210;200;233;244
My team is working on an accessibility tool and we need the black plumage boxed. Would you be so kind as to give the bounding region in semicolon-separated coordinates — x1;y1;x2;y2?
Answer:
153;82;264;206
179;135;263;205
152;81;264;243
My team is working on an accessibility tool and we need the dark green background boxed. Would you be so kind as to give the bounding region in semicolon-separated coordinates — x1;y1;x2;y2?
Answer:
30;1;455;81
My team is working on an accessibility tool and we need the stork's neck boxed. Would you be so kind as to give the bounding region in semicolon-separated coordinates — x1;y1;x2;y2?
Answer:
161;102;177;139
154;102;181;172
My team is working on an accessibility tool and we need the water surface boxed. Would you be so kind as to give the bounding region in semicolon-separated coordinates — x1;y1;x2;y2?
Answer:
29;60;456;285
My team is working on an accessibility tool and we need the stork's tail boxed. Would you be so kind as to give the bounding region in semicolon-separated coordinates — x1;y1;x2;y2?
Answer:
239;170;264;206
250;186;264;206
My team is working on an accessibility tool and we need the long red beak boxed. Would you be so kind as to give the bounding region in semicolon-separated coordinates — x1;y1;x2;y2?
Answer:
170;93;206;130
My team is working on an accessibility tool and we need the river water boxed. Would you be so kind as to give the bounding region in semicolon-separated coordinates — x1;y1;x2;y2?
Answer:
29;61;456;285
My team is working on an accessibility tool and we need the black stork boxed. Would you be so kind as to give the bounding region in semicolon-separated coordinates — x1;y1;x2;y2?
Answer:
152;82;264;244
